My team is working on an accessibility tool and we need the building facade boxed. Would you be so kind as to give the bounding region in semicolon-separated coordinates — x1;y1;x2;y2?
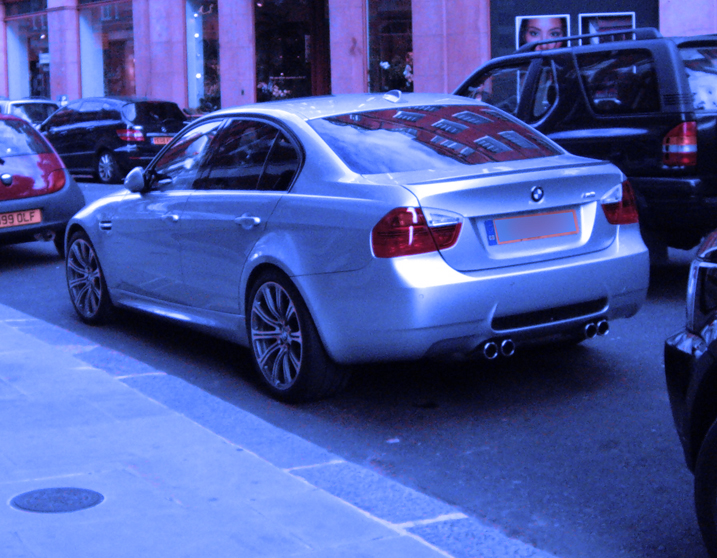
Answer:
0;0;714;112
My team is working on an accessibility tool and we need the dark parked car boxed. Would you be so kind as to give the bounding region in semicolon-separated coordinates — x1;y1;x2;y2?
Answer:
665;232;717;557
0;114;84;257
455;28;717;255
0;98;59;127
39;97;188;184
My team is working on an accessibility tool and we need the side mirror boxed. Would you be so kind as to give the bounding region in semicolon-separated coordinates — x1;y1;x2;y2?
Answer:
124;166;146;193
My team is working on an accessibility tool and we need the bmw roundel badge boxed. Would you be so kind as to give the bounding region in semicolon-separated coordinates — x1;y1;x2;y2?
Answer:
531;186;544;202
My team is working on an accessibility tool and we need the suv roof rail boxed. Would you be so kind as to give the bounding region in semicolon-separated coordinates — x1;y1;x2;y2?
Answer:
517;27;662;53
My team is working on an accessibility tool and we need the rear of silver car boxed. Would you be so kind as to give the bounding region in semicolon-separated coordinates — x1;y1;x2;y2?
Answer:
294;155;648;364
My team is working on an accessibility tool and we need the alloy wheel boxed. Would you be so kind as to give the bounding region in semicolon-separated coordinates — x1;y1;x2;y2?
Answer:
67;237;104;320
250;281;303;390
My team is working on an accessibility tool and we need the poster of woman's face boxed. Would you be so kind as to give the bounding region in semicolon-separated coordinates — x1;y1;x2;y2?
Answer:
516;15;570;50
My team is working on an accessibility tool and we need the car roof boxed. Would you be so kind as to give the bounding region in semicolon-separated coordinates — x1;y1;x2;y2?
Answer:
209;92;484;121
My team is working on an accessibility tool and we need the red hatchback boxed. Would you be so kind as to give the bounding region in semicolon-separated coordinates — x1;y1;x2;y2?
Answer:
0;115;84;257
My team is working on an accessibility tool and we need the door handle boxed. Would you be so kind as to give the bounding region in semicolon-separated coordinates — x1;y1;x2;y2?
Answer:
162;213;179;223
234;214;261;229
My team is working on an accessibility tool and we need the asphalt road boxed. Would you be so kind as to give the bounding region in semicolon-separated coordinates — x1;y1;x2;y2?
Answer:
0;180;707;558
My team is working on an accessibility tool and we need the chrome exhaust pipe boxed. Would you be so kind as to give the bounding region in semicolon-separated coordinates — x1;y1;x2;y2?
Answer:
584;322;598;339
482;341;499;360
596;319;609;336
500;338;516;357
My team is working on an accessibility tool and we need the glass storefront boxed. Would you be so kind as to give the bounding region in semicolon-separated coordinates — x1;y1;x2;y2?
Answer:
367;0;413;93
186;0;220;112
79;0;135;97
254;0;330;102
6;11;50;98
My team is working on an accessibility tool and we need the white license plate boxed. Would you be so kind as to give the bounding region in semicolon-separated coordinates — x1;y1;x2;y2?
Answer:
152;136;172;145
0;209;42;229
486;210;578;245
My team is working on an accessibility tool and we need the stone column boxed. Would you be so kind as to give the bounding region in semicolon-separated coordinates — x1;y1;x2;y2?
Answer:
218;0;256;106
47;0;81;101
329;0;367;94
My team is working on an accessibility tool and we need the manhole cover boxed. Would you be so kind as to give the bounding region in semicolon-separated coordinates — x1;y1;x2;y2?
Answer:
11;488;104;513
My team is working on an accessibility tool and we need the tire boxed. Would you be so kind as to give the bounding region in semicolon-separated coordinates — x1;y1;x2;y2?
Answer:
66;231;114;324
247;270;348;402
96;150;121;184
695;418;717;557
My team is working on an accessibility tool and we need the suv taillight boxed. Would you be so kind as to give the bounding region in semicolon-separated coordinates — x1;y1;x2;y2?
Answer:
372;207;462;258
663;122;697;167
117;126;145;142
601;180;639;225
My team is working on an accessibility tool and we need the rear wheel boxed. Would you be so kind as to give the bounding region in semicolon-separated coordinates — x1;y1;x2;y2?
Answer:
66;231;114;324
247;270;348;402
96;151;121;184
695;418;717;557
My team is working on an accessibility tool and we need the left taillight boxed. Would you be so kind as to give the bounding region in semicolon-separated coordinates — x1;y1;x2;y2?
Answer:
117;126;145;142
372;207;462;258
601;180;639;225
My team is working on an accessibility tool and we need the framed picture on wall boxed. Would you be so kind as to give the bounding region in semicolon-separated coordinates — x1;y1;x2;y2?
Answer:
579;12;635;44
515;14;570;50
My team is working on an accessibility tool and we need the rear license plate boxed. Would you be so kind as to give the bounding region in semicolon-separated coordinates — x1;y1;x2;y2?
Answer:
0;209;42;229
485;209;578;245
152;136;172;145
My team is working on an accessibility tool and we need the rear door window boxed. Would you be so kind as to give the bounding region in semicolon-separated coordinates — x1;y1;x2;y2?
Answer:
680;46;717;111
460;62;533;116
576;49;660;114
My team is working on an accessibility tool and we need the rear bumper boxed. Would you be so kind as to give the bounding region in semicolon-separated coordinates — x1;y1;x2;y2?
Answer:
0;171;85;246
297;226;648;364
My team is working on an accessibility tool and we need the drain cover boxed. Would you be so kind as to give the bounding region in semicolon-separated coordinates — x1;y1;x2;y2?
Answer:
11;488;104;513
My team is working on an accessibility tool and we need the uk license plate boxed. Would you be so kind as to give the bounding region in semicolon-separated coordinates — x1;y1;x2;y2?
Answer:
0;209;42;229
152;136;172;145
485;209;578;245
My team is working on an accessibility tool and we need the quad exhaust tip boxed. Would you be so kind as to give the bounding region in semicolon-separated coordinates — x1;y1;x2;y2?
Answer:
584;320;610;339
482;338;515;360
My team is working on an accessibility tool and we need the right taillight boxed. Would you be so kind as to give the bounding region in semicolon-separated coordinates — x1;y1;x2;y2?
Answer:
372;207;462;258
601;180;639;225
117;126;145;142
663;121;697;167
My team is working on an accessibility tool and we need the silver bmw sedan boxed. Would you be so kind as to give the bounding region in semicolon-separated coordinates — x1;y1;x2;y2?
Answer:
64;93;649;402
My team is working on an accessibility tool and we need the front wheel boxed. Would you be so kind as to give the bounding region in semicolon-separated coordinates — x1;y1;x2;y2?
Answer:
247;270;348;402
66;231;114;324
695;418;717;557
96;151;121;184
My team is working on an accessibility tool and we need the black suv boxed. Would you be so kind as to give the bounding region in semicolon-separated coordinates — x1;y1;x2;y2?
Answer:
455;28;717;253
39;97;188;184
665;232;717;557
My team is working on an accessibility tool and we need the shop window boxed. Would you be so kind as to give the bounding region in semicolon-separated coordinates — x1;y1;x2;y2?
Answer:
7;13;50;99
79;1;135;97
254;0;330;102
186;0;220;112
368;0;413;93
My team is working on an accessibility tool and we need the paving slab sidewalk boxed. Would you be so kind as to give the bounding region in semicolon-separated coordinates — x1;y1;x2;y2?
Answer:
0;304;559;558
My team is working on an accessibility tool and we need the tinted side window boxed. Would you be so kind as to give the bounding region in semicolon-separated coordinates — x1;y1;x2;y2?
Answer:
257;132;300;191
151;120;223;191
530;62;558;121
461;62;532;115
576;50;660;114
44;105;78;127
198;120;279;191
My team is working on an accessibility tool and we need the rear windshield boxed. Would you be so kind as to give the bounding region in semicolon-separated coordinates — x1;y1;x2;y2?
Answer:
680;46;717;111
0;118;50;157
123;101;186;124
308;105;560;174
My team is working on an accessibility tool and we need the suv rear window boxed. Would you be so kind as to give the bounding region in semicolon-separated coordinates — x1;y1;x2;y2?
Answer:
309;105;560;174
124;101;186;124
0;119;50;157
680;46;717;111
576;49;660;114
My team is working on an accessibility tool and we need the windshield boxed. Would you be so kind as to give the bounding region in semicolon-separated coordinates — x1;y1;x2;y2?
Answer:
0;118;50;157
680;46;717;110
308;105;560;174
